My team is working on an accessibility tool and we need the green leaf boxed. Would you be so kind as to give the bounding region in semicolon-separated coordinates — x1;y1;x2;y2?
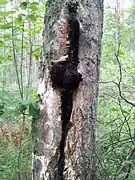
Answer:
20;2;30;10
14;15;23;25
111;107;118;112
0;18;3;23
20;99;31;106
0;105;4;110
0;55;4;62
113;57;118;65
3;34;11;39
0;11;15;17
29;102;40;119
0;0;7;6
0;110;4;116
0;23;12;29
120;108;129;114
119;51;126;58
27;91;37;98
29;2;39;11
27;14;37;24
7;55;12;61
127;65;133;70
34;49;40;60
10;37;22;41
104;45;109;52
31;28;41;35
0;40;5;47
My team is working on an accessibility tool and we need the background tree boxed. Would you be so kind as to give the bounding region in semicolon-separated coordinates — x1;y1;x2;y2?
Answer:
0;0;45;179
32;0;104;180
97;1;135;180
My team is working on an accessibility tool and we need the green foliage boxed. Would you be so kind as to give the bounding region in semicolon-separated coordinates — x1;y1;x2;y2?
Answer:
0;130;32;180
97;5;135;180
29;101;40;120
0;0;46;179
0;0;7;6
127;169;135;180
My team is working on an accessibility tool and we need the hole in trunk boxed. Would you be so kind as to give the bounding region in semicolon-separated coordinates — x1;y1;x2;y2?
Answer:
50;2;82;179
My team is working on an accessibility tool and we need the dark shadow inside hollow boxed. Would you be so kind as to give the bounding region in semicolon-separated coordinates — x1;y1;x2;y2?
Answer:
50;58;82;180
57;89;73;179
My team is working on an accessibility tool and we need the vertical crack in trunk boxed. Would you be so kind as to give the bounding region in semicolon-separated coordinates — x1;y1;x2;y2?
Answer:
50;2;82;179
57;90;73;179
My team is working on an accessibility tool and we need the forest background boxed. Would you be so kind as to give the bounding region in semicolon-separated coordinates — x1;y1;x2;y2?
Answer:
0;0;135;180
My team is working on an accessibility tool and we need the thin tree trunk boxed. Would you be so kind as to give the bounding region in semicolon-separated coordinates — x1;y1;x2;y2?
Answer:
32;0;104;180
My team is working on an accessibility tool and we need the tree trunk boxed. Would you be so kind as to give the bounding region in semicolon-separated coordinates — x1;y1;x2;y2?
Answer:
32;0;104;180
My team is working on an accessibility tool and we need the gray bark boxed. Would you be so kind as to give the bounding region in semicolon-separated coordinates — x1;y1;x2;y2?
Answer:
32;0;104;180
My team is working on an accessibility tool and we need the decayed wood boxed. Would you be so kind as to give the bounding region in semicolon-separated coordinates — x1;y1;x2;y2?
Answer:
32;0;104;180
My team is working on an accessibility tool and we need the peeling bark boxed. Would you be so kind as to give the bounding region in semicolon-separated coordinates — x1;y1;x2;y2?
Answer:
32;0;104;180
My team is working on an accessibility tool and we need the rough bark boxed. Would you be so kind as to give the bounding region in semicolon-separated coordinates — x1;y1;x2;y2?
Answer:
32;0;104;180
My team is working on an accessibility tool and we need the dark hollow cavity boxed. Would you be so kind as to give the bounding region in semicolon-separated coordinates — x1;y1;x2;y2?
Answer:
50;2;82;179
